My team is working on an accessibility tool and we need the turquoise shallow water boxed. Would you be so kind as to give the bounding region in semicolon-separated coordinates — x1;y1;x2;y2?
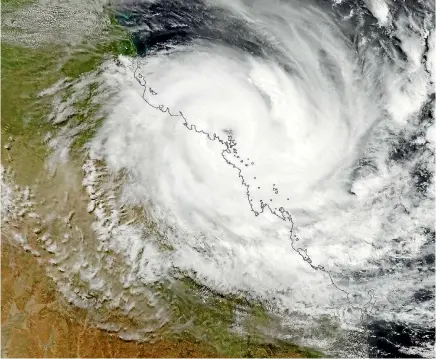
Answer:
2;0;434;357
111;0;435;357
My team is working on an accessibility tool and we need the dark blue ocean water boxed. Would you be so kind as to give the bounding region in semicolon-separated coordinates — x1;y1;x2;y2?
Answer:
113;0;435;356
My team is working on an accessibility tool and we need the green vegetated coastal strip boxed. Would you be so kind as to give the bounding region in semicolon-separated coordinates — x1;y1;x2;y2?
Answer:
2;0;34;9
1;2;325;357
1;3;136;182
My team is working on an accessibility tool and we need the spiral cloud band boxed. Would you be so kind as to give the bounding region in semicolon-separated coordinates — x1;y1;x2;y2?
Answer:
47;0;435;356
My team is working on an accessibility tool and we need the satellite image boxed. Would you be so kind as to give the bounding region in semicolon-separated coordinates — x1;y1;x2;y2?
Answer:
1;0;435;357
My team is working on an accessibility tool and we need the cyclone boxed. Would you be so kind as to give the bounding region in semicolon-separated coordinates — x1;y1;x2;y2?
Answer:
59;0;436;356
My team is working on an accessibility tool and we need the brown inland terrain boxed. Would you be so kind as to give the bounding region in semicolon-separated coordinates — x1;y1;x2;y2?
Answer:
1;239;309;358
0;10;317;358
1;241;220;358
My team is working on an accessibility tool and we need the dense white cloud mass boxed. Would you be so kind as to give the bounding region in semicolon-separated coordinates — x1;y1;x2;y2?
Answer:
36;0;434;356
